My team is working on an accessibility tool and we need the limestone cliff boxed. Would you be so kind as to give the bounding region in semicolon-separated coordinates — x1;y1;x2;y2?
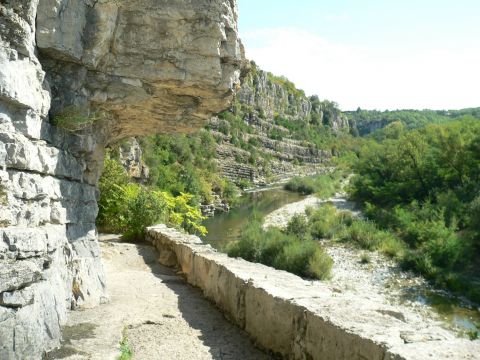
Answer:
117;138;149;182
0;1;243;358
207;62;354;185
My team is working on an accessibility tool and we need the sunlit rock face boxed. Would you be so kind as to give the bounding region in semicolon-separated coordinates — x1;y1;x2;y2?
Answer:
37;0;245;141
0;1;244;358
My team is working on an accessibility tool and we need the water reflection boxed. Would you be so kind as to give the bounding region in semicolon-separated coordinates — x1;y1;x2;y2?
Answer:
202;188;304;251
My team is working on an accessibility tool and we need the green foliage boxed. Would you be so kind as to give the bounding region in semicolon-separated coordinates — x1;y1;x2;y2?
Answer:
227;215;332;280
360;252;371;264
139;130;240;205
285;214;308;239
97;157;130;232
341;220;392;251
306;204;406;260
122;185;168;241
347;107;480;136
268;127;286;140
349;118;480;301
238;179;252;190
118;327;133;360
266;72;306;99
52;106;101;131
97;157;206;240
285;172;342;198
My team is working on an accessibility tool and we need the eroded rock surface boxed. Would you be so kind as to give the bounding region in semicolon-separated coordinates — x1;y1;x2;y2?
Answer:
0;1;243;358
37;0;244;141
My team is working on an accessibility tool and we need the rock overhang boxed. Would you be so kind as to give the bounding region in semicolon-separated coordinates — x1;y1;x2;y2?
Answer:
36;0;246;141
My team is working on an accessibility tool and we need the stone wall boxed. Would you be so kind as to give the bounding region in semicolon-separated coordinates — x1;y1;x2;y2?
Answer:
147;224;480;360
0;1;243;358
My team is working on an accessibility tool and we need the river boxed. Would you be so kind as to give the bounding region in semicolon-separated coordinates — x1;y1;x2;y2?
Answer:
202;187;480;339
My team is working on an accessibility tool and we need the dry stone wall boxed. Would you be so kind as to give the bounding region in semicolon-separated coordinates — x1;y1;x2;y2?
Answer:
0;1;243;358
147;224;480;360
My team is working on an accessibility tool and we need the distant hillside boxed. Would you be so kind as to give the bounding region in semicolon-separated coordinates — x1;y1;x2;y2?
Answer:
207;61;356;185
346;108;480;136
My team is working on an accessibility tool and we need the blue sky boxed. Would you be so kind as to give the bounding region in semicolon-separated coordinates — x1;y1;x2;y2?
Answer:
237;0;480;110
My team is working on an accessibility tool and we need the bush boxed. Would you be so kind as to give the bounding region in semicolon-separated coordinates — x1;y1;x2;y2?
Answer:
123;185;168;241
238;178;252;190
285;173;341;199
307;248;333;280
308;204;344;239
227;216;332;280
97;157;130;232
341;220;383;250
52;106;100;131
285;214;309;238
97;157;206;241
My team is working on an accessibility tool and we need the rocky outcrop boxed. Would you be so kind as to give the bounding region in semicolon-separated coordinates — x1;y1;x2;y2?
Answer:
206;63;354;185
118;137;149;182
0;1;243;358
36;0;244;141
237;66;349;130
147;224;480;360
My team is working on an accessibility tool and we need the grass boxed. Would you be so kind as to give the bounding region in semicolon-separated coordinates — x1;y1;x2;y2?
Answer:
119;326;133;360
52;106;100;131
285;172;342;199
305;203;406;259
227;214;332;280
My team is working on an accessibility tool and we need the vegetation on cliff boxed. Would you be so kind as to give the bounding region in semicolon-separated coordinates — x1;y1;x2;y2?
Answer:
137;131;238;205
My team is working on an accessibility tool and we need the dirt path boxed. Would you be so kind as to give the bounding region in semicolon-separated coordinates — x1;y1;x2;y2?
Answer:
47;235;271;360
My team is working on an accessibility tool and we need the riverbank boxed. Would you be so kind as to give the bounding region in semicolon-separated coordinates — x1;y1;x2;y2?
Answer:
262;194;480;339
148;224;480;359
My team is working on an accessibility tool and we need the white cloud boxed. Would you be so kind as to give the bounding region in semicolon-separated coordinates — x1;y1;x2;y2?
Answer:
241;28;480;110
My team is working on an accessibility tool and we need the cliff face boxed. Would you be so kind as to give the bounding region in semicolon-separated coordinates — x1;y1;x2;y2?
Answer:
208;64;352;185
0;1;243;358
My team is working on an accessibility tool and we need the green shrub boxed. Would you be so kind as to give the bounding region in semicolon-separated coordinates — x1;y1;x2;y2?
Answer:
119;326;133;360
285;177;316;195
274;240;318;276
97;157;206;240
379;234;405;258
122;185;168;241
227;216;332;280
307;248;333;280
308;204;345;240
285;214;309;238
238;179;252;190
360;252;371;264
285;173;341;199
52;106;100;131
341;220;383;250
97;157;130;233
